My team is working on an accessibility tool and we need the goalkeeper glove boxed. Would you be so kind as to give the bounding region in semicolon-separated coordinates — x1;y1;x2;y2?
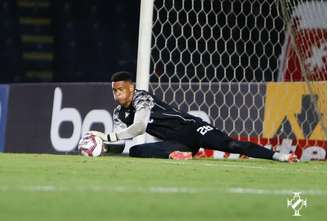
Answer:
85;131;118;142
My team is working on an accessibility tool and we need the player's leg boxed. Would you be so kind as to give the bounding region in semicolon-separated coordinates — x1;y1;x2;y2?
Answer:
129;141;192;159
222;139;298;162
222;139;274;159
196;124;297;162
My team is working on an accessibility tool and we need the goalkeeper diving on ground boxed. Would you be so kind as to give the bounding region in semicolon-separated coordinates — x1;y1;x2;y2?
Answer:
84;71;298;162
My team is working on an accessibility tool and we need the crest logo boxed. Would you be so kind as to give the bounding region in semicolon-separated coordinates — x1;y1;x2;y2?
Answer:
287;192;307;216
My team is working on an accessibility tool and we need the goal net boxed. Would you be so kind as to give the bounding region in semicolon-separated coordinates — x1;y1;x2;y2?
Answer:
139;0;327;158
278;0;327;137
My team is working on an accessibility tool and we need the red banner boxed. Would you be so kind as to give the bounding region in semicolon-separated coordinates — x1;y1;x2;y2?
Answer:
199;136;326;161
279;2;327;81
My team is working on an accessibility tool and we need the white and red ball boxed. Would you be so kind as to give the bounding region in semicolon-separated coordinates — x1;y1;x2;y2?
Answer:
78;134;104;157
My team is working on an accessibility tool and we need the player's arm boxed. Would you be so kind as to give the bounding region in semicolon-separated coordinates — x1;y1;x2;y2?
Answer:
104;111;127;145
115;107;150;140
87;107;150;142
87;91;153;142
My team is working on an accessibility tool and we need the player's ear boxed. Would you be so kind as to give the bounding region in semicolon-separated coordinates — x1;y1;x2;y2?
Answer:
129;82;134;92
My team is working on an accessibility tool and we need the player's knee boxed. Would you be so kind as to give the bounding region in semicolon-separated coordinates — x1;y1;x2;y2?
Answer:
227;140;247;154
229;140;240;149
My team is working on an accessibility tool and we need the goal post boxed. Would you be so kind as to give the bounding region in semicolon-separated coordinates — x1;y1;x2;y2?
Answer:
128;0;155;147
136;0;155;91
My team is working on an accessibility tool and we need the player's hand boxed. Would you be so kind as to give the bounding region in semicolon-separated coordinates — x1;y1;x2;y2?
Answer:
84;131;107;141
84;131;118;142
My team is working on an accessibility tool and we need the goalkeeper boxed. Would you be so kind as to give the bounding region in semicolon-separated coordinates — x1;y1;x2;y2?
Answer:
87;71;298;162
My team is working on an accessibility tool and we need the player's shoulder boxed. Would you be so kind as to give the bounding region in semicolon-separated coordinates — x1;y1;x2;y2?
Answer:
133;89;155;110
133;89;153;97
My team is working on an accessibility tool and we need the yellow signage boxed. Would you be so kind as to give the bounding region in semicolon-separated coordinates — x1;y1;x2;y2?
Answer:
263;82;326;140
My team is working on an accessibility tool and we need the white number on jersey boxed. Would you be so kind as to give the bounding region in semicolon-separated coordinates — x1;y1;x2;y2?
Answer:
196;125;214;135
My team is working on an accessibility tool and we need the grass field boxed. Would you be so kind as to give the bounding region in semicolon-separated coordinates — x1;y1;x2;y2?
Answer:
0;154;326;221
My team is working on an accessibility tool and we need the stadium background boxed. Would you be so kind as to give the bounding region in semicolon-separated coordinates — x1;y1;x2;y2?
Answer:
0;1;326;221
0;0;283;83
0;0;140;83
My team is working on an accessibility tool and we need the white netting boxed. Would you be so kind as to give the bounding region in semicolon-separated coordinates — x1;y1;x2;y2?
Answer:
148;0;326;142
150;0;283;83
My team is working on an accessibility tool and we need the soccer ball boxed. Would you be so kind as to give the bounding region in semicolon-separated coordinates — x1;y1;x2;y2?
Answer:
78;134;104;157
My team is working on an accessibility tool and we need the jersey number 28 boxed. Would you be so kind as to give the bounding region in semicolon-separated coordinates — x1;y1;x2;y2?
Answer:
196;125;214;135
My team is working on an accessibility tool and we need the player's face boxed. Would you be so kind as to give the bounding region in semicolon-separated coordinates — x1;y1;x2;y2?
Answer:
112;81;134;107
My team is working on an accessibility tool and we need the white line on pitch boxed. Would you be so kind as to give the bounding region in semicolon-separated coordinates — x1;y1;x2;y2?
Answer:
228;187;325;196
0;185;325;196
162;161;325;173
0;185;206;194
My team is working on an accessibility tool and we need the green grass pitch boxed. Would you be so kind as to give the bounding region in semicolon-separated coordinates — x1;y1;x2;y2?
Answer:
0;153;326;221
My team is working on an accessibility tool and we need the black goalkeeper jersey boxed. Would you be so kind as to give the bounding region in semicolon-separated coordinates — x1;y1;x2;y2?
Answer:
113;89;206;149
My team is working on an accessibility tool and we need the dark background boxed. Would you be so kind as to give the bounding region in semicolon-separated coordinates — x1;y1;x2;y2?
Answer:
0;0;283;83
0;0;140;83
